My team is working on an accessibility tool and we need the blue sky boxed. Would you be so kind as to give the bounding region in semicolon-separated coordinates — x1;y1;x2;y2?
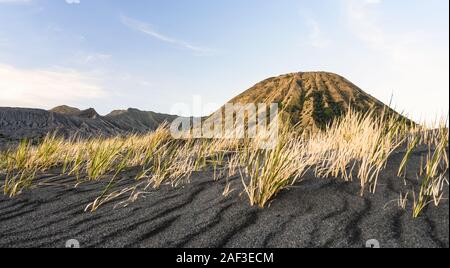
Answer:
0;0;448;121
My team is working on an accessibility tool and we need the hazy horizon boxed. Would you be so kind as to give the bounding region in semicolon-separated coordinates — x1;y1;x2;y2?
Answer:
0;0;448;121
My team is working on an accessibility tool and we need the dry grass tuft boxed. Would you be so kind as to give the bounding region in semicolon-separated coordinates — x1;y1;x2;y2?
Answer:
1;109;448;217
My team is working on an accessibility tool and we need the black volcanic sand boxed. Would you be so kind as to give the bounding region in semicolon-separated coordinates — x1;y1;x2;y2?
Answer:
0;147;448;248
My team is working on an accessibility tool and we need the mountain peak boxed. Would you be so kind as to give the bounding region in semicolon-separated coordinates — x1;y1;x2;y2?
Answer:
50;105;81;115
51;105;100;120
225;71;396;129
106;108;141;117
77;108;100;119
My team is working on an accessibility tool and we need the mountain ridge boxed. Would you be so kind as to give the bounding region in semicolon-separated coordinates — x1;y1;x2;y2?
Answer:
0;106;177;142
222;71;403;129
1;71;411;142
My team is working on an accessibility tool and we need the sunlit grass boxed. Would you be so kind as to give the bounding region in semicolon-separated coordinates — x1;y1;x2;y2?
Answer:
0;108;448;217
412;120;449;218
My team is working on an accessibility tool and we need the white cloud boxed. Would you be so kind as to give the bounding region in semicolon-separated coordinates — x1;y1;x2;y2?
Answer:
344;0;385;49
0;63;106;108
72;52;112;64
65;0;80;4
0;0;80;4
83;53;111;63
306;18;330;48
342;0;449;122
364;0;381;4
0;0;31;3
120;15;215;56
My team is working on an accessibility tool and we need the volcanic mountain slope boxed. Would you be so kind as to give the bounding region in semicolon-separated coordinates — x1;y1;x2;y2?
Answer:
50;105;81;115
0;106;176;142
106;108;178;133
1;71;406;142
226;72;399;129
